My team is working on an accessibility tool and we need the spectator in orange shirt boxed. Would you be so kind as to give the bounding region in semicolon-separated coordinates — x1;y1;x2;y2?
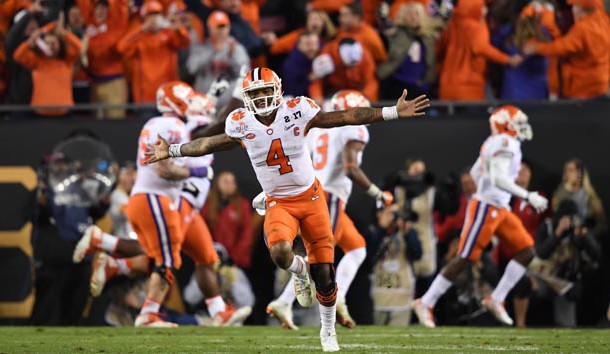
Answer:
77;0;129;118
116;0;190;105
523;0;610;99
263;9;336;56
309;37;378;104
437;0;523;100
336;2;388;64
13;21;82;116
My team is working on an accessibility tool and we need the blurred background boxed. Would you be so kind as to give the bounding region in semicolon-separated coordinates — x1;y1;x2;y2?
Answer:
0;0;609;329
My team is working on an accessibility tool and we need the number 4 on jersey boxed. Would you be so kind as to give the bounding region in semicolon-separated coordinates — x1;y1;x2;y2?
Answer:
266;139;293;175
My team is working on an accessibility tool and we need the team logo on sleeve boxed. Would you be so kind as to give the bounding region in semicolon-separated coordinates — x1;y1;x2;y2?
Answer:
246;133;256;139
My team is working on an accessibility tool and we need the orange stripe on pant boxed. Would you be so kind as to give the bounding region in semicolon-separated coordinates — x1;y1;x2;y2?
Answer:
457;199;534;261
179;198;219;266
264;179;335;264
325;191;366;253
126;193;183;269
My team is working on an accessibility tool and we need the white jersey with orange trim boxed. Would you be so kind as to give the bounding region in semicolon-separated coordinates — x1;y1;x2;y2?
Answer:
307;125;370;205
131;116;188;204
472;133;522;209
181;116;214;211
225;96;321;198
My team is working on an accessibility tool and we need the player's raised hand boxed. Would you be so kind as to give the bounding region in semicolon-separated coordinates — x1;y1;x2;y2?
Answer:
396;89;430;118
144;134;170;164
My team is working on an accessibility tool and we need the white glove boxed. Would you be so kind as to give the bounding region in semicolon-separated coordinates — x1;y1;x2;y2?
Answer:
252;191;267;216
527;192;548;213
312;54;335;79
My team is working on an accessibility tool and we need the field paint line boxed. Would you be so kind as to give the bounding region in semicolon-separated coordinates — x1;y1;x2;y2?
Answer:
264;343;540;351
263;333;535;340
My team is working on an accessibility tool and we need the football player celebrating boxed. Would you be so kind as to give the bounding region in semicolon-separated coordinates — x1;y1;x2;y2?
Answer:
413;105;548;328
145;67;429;351
265;90;393;330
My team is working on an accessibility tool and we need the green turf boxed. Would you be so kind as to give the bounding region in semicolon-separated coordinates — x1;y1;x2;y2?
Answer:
0;326;608;353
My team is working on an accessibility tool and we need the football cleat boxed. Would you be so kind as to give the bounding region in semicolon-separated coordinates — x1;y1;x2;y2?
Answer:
90;253;119;297
412;298;436;328
73;225;103;263
266;300;299;330
213;305;252;327
291;256;315;308
134;313;178;328
320;328;340;352
336;297;355;329
482;296;514;326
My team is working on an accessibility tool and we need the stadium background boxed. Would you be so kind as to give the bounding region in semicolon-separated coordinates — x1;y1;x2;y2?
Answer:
1;99;609;325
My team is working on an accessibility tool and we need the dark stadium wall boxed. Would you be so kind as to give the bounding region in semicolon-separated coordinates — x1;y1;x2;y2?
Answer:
0;100;609;320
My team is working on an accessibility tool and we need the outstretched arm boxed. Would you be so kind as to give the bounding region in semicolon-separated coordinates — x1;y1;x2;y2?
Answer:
145;133;240;164
305;89;429;135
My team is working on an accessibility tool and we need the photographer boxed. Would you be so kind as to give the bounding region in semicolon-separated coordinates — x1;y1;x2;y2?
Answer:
369;204;422;326
535;199;602;327
384;158;460;295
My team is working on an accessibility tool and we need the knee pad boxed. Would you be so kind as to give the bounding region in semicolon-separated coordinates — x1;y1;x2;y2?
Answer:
153;264;175;285
310;263;336;295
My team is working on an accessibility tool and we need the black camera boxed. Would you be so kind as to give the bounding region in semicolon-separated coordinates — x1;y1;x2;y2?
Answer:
394;208;419;222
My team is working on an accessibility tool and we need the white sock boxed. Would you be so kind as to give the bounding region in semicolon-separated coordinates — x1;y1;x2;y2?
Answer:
140;298;160;315
101;232;119;252
421;274;453;308
116;258;130;275
491;259;527;303
277;277;297;305
205;295;227;318
286;255;305;275
336;247;366;299
319;303;336;332
183;274;204;306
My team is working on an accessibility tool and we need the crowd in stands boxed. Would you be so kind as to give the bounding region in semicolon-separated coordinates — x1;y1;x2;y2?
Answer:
3;0;610;329
1;0;609;118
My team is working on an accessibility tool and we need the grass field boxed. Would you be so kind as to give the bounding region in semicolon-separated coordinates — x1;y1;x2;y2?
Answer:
0;326;608;353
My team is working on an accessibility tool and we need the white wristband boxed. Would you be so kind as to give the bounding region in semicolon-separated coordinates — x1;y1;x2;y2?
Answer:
382;106;398;121
366;184;384;200
168;144;183;157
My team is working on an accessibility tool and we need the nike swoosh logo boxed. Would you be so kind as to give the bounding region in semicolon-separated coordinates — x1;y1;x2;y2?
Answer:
285;124;295;130
311;195;320;201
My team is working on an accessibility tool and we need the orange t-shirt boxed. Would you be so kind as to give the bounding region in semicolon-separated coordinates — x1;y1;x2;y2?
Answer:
309;39;378;101
535;10;610;99
77;0;129;79
116;26;190;102
13;32;82;115
437;0;509;100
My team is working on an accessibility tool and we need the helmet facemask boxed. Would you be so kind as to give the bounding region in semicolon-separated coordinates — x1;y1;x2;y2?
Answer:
242;83;282;117
509;111;533;141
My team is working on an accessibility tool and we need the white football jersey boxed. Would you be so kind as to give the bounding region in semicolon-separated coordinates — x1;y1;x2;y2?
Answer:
473;133;522;208
131;116;188;204
225;96;321;197
307;125;369;205
181;116;214;211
